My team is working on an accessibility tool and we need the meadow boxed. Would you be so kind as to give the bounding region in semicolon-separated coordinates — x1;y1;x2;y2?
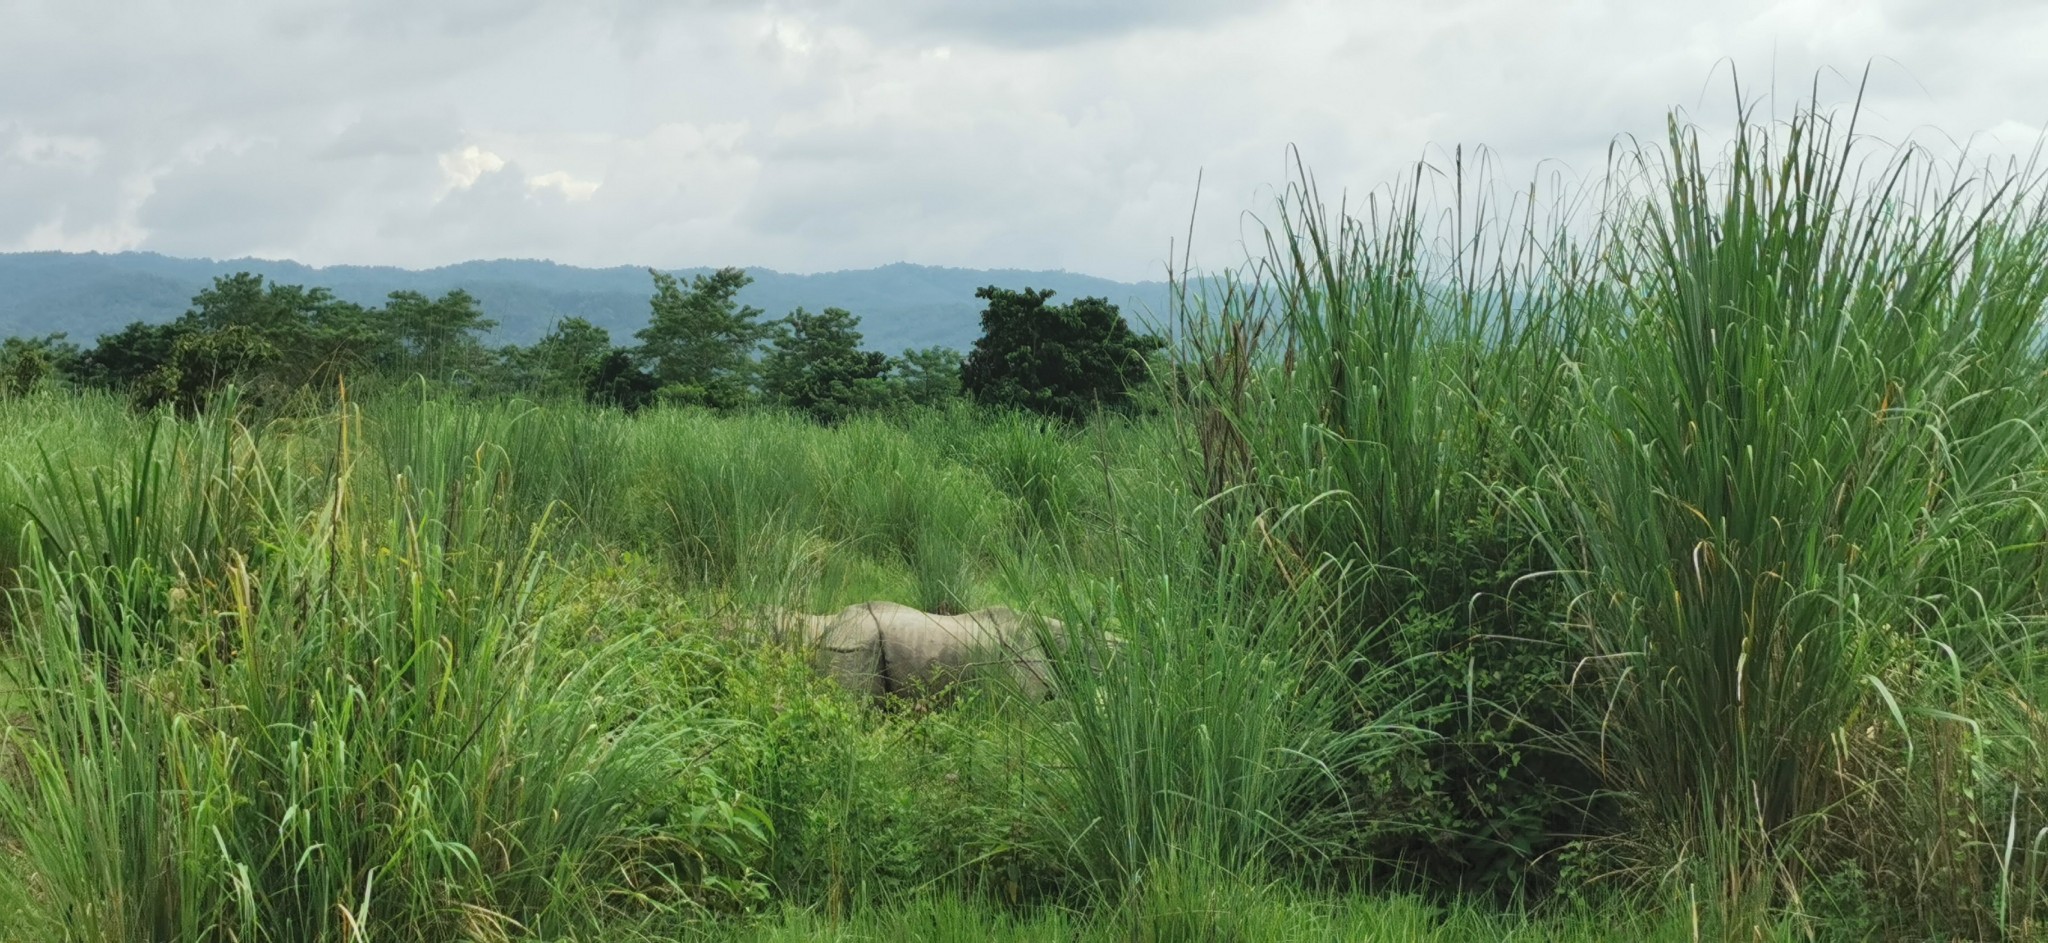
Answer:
3;96;2048;941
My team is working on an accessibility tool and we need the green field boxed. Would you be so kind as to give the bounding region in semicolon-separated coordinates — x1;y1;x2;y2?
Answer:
3;99;2048;941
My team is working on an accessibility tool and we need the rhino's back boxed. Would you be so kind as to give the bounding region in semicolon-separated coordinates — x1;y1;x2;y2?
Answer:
804;603;891;695
787;601;1071;700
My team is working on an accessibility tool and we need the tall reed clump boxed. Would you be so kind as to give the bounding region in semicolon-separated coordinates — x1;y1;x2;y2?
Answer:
624;410;1010;612
1026;464;1416;902
1170;149;1604;888
822;416;1005;614
0;403;715;941
11;400;258;659
495;400;632;539
0;391;143;624
1521;86;2048;932
355;393;634;544
945;412;1096;542
627;410;837;600
897;403;1150;598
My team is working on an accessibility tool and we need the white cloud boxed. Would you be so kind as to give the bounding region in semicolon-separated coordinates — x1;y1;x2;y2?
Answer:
438;145;507;193
6;127;104;168
764;16;816;58
526;170;602;201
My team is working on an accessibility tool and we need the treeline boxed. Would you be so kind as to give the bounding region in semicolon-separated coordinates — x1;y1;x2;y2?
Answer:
0;267;1161;422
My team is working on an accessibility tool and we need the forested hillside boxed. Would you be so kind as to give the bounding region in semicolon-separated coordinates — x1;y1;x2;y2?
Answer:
0;252;1173;353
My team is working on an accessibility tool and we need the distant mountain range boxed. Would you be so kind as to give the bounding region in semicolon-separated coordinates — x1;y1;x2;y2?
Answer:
0;252;1179;354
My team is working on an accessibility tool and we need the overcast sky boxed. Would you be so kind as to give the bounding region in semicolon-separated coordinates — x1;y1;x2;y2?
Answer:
3;0;2044;281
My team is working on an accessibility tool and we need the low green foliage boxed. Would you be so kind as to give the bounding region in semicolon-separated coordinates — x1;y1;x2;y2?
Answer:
703;877;1731;943
0;335;75;398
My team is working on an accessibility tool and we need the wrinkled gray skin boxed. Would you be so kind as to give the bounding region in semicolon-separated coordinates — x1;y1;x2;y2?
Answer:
773;601;1071;700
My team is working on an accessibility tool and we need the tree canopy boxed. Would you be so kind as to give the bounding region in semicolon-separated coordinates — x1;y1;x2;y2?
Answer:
73;274;504;412
761;306;891;424
959;286;1162;420
636;267;768;410
385;288;497;381
497;317;613;400
19;268;1136;424
889;346;964;410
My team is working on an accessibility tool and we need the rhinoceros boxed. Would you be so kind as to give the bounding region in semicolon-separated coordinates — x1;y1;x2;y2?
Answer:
772;601;1074;700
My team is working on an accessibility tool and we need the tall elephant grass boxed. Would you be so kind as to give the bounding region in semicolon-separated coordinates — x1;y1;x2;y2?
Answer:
13;403;262;657
1170;148;1603;889
1022;460;1420;899
1172;81;2048;934
625;409;1016;612
0;403;718;942
711;882;1723;943
0;392;145;623
355;392;634;542
1521;92;2048;930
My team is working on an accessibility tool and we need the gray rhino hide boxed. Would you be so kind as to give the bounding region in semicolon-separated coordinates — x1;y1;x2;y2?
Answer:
772;604;887;697
776;601;1065;700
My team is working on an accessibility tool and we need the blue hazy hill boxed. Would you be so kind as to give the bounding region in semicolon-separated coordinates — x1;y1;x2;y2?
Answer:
0;252;1178;354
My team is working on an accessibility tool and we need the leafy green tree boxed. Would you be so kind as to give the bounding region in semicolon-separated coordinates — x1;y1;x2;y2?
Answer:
136;324;278;414
586;349;659;414
887;346;965;409
485;317;614;400
183;272;310;337
384;289;497;381
78;321;187;391
77;274;402;408
301;300;404;381
177;272;390;393
959;286;1163;420
186;274;372;372
531;317;613;397
1;345;50;398
635;267;767;410
489;317;614;399
71;275;512;408
761;306;890;424
0;334;82;396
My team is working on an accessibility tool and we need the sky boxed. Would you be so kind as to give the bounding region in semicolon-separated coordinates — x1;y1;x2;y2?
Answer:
3;0;2045;282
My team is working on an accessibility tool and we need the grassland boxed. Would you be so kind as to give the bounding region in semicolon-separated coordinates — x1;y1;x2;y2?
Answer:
3;93;2048;941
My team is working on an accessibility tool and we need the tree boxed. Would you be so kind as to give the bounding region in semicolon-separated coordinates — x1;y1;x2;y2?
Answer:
78;321;187;392
184;272;312;338
384;289;497;381
887;346;965;409
305;301;403;383
136;324;278;415
761;306;890;424
185;273;376;376
175;272;389;394
530;317;613;397
488;317;614;400
585;349;659;414
959;286;1163;420
635;267;767;410
0;334;82;396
